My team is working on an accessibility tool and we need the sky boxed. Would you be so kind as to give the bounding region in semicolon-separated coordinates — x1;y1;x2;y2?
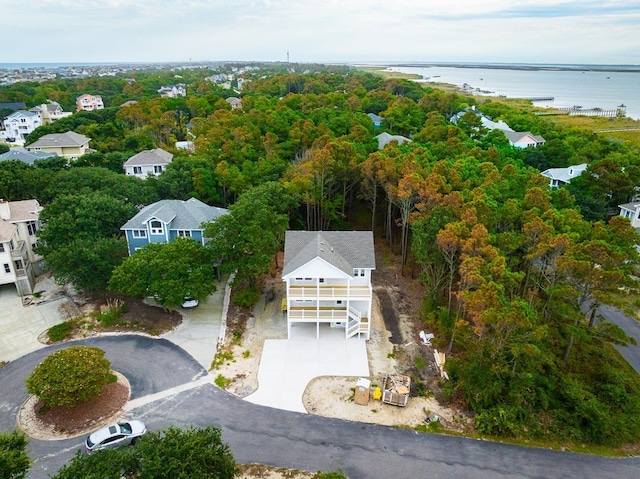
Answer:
4;0;640;65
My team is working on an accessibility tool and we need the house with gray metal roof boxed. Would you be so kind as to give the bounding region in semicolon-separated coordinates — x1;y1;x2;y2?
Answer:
541;163;587;187
282;230;375;340
124;148;173;179
121;198;229;255
0;148;58;165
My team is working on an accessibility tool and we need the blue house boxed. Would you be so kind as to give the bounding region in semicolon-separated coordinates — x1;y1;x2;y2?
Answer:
121;198;229;255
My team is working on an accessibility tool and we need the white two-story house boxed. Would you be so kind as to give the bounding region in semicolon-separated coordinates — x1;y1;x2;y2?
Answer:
1;110;42;142
123;148;173;179
0;199;44;295
282;231;375;340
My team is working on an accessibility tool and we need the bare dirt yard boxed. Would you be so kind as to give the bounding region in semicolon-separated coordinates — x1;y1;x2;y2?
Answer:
214;246;474;433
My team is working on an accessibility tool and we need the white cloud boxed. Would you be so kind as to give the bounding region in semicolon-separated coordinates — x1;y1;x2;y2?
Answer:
3;1;640;64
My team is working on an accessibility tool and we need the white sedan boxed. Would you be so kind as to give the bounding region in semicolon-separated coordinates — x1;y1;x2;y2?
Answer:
85;421;147;454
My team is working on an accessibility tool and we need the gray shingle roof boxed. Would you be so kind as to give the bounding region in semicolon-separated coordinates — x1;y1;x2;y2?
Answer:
503;130;546;144
375;132;411;150
0;148;58;165
282;231;376;277
26;131;91;148
124;148;173;166
121;198;229;232
0;102;27;111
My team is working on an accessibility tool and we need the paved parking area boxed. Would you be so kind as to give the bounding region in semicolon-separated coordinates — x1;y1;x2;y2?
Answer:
0;284;66;362
245;324;369;413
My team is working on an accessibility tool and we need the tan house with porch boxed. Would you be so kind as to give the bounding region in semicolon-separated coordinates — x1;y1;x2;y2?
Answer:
25;131;91;160
282;231;375;340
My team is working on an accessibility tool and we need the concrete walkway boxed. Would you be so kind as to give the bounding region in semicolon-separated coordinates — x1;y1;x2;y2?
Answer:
245;324;369;413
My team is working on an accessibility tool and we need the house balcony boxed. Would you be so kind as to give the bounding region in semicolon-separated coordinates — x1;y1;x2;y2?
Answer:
11;240;27;258
287;285;371;299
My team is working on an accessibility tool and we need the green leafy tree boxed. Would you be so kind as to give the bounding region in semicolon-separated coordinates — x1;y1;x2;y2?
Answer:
204;182;294;287
37;193;135;290
52;426;236;479
108;237;217;308
0;429;30;479
25;346;114;409
43;237;129;291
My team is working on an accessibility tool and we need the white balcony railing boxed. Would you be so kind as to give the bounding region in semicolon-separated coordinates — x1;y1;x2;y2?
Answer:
288;308;349;322
288;285;371;299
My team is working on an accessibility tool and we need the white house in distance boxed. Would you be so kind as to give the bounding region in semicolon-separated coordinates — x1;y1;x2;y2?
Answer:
158;84;186;98
281;231;375;340
123;148;173;179
619;202;640;229
540;163;588;187
76;94;104;111
1;110;42;142
0;199;44;295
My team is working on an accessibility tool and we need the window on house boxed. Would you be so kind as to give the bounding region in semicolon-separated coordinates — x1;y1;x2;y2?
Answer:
3;263;10;273
150;221;163;235
14;260;23;270
154;165;163;174
353;269;365;277
0;244;4;253
133;166;142;174
132;230;147;238
177;230;191;237
27;221;37;236
319;278;325;283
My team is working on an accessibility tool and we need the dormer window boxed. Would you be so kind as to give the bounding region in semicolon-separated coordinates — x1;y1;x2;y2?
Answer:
150;220;163;235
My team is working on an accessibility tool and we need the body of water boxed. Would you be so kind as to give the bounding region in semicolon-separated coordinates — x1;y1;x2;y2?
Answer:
386;64;640;120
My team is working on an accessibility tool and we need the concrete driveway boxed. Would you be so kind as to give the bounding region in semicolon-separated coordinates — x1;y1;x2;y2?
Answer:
0;284;67;362
245;324;369;412
161;276;229;370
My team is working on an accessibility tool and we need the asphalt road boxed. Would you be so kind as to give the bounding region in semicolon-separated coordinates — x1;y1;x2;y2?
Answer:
597;304;640;373
1;336;639;479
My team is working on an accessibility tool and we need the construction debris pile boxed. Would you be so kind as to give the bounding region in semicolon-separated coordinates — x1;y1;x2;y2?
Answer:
381;374;411;407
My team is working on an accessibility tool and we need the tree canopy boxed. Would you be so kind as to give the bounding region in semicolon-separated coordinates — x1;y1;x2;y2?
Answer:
0;429;30;479
25;346;114;409
108;237;218;308
51;426;236;479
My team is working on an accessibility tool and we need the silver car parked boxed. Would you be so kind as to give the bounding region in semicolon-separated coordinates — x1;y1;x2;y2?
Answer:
85;421;147;454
